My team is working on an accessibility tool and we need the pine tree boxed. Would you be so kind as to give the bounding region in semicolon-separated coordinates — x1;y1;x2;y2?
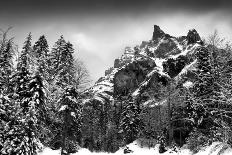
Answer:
193;47;215;98
17;33;33;72
119;96;141;144
192;47;224;128
0;29;14;94
0;73;40;155
0;95;26;155
183;46;231;149
56;41;76;88
28;73;49;145
58;87;82;154
0;94;12;153
49;36;77;88
2;67;44;154
0;41;14;94
33;35;49;80
49;35;66;80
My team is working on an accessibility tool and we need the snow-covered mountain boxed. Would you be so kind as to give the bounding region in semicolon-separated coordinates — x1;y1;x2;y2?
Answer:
83;25;203;107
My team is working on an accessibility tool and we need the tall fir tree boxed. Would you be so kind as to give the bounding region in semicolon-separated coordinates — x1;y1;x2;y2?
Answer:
17;33;33;72
182;46;231;148
1;67;40;155
0;94;13;153
58;87;82;154
119;96;141;144
33;35;49;80
28;73;49;145
49;35;66;79
0;39;14;94
56;41;76;88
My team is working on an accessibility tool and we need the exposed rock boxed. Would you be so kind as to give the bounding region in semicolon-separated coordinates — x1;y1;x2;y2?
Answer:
163;55;190;78
114;59;156;95
105;67;113;76
155;37;177;58
187;29;202;45
152;25;165;40
114;58;120;68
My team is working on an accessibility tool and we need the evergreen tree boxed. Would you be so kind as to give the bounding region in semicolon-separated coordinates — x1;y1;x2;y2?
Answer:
0;94;12;153
183;46;231;150
28;73;49;145
17;33;33;72
33;35;49;80
0;69;40;155
56;41;76;88
49;35;66;80
58;87;82;154
2;67;43;154
119;96;141;144
0;39;14;94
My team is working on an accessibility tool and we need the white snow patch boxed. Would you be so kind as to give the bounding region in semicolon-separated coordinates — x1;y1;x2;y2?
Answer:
59;105;67;112
170;43;201;59
38;148;60;155
39;141;232;155
144;99;167;107
154;58;166;71
132;89;140;97
71;112;76;118
183;81;193;88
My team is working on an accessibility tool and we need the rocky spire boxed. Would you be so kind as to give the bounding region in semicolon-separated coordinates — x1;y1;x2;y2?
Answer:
187;29;202;45
152;25;165;40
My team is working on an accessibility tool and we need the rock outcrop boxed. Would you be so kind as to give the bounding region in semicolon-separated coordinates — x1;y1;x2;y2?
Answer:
187;29;202;45
84;25;203;108
114;59;156;95
152;25;165;40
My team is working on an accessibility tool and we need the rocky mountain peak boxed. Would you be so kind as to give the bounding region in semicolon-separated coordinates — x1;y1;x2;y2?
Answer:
187;29;202;44
85;25;204;108
152;25;165;40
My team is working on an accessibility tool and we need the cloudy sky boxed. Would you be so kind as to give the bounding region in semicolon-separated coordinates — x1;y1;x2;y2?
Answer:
1;0;232;82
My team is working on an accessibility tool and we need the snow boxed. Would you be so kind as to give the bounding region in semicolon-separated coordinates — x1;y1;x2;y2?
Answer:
67;96;78;103
183;81;193;88
94;95;105;104
143;99;167;107
71;112;76;118
171;38;184;51
132;89;140;97
170;43;201;59
154;58;166;71
38;148;60;155
91;83;113;94
58;105;67;112
38;141;232;155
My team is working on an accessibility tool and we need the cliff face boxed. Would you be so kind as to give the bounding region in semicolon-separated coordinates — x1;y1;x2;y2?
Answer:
84;25;203;107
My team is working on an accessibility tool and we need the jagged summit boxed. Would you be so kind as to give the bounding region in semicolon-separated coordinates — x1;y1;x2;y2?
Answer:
152;25;166;40
187;29;202;45
84;25;204;107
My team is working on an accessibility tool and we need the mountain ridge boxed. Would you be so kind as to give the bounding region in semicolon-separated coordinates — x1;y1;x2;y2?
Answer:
82;25;204;107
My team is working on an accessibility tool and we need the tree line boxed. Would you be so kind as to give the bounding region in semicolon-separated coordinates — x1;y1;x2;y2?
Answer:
0;29;89;155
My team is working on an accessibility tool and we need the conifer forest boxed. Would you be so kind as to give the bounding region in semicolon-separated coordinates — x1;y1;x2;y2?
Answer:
1;1;232;155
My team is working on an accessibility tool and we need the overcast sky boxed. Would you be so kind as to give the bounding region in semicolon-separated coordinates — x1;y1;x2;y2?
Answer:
1;0;232;82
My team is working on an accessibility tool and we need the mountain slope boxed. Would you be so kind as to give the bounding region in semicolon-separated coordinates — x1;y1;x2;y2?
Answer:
83;25;203;106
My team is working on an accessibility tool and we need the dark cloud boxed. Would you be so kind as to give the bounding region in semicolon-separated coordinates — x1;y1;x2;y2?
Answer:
1;0;232;16
1;0;232;82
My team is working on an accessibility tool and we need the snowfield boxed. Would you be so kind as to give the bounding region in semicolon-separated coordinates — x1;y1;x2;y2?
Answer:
39;141;232;155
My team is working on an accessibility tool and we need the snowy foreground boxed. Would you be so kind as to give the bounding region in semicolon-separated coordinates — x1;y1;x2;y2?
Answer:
39;141;232;155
